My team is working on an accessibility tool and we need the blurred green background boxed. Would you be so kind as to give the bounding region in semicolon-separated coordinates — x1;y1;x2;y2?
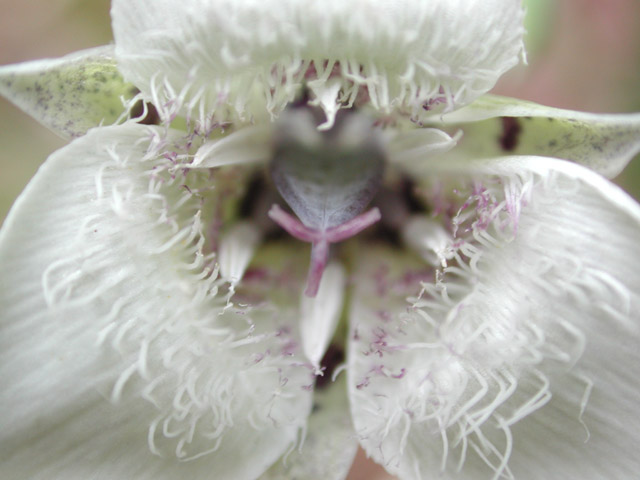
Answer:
1;0;640;230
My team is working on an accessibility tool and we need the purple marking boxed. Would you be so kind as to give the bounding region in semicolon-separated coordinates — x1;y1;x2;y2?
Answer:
374;264;390;297
281;340;298;356
242;267;270;283
356;376;371;390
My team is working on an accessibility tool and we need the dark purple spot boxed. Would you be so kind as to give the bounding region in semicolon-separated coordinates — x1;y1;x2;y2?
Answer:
315;343;345;390
132;100;160;125
499;117;522;152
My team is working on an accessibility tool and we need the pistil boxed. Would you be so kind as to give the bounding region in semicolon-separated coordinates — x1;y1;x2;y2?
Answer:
268;204;381;296
269;104;386;296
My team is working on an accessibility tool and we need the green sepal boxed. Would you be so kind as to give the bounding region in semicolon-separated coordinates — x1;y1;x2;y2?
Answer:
0;46;137;139
433;94;640;178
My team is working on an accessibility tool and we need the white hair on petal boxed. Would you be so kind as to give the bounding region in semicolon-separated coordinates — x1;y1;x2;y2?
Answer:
350;164;633;478
38;125;312;463
113;0;526;126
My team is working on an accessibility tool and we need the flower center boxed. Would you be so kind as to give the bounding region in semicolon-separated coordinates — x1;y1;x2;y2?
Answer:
268;103;387;296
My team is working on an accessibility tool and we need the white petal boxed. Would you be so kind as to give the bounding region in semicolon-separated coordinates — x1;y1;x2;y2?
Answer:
300;263;347;370
193;125;273;168
260;376;358;480
112;0;525;125
348;158;640;479
0;124;313;479
0;46;135;139
431;94;640;178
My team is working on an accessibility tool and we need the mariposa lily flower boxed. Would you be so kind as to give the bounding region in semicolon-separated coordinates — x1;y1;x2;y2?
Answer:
1;1;639;479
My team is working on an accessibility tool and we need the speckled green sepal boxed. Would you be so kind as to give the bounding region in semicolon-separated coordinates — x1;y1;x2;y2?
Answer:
0;46;137;139
431;94;640;179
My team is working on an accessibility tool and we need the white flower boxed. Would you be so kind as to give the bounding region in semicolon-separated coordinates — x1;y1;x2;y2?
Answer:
1;1;640;479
